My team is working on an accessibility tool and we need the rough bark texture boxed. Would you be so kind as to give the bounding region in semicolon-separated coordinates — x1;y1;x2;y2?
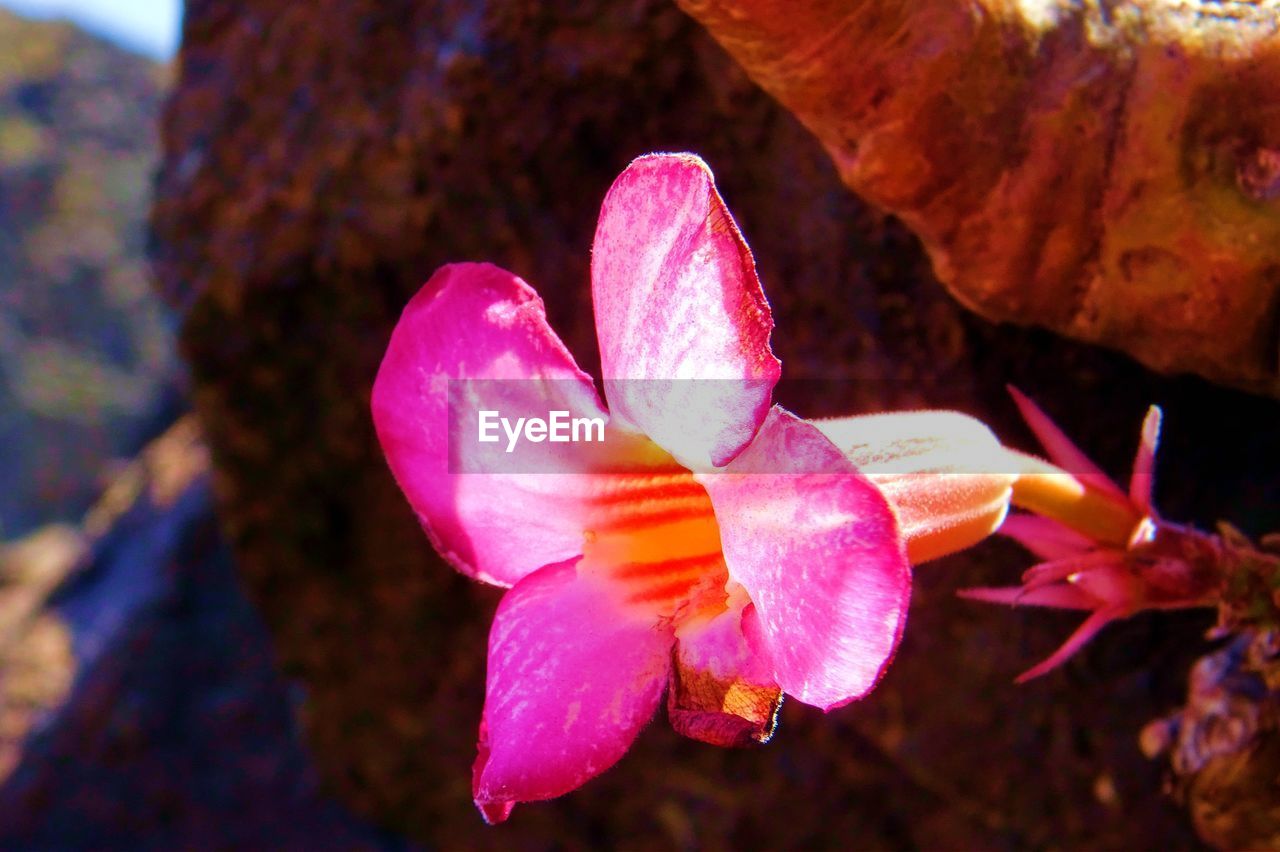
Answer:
677;0;1280;397
150;1;1278;847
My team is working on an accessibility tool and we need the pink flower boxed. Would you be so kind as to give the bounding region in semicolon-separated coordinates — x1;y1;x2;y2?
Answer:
961;389;1220;682
372;154;917;822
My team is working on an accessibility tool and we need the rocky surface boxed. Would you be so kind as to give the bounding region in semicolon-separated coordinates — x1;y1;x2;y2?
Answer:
148;0;1278;847
0;420;395;848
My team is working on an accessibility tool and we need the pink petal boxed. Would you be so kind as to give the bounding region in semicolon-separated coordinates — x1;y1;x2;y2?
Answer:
957;584;1097;610
669;598;783;747
1000;514;1096;560
1071;562;1144;606
1128;405;1162;514
592;153;780;469
1008;386;1127;501
695;407;911;711
372;262;663;587
1014;605;1127;683
473;559;673;822
1020;551;1120;589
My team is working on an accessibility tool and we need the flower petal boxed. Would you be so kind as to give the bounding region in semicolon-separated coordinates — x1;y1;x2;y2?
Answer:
1000;514;1097;560
695;408;911;711
372;262;669;587
1014;605;1128;683
592;153;780;469
956;584;1096;610
669;595;782;747
473;559;673;822
1020;551;1120;588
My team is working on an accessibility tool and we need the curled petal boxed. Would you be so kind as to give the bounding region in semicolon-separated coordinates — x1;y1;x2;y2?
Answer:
669;596;782;747
473;560;673;822
592;153;780;469
372;263;666;587
696;408;910;711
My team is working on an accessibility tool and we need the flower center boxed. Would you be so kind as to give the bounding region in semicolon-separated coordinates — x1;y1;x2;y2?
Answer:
581;469;729;617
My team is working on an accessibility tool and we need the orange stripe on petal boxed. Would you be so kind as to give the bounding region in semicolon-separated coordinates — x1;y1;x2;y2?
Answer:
610;552;726;580
581;472;727;615
591;499;717;533
587;472;708;505
626;575;716;606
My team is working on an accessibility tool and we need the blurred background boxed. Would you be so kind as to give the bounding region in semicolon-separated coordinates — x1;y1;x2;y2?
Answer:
0;2;403;846
0;1;1275;849
0;0;178;540
0;0;179;60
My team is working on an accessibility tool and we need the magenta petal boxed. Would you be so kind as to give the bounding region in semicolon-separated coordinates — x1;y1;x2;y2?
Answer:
1071;562;1144;605
592;154;780;469
696;408;911;711
372;263;617;587
669;600;782;747
1000;514;1096;560
471;719;514;825
472;560;673;818
1020;551;1120;589
957;583;1097;610
1015;605;1127;682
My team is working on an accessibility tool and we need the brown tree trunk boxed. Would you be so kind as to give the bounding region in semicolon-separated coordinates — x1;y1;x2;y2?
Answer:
678;0;1280;396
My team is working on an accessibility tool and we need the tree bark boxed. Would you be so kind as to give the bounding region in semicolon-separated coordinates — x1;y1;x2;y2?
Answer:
678;0;1280;395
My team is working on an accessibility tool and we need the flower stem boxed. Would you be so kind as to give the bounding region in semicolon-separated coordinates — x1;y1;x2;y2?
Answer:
1008;451;1141;546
